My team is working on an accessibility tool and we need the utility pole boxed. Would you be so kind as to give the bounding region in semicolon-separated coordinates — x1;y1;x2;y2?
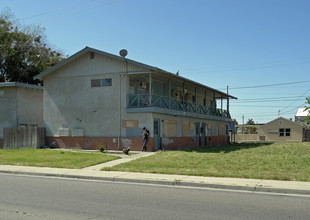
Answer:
242;114;244;124
278;110;280;118
226;86;229;118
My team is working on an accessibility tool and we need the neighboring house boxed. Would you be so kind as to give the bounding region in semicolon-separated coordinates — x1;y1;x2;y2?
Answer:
295;108;309;123
34;47;237;151
235;117;310;143
0;82;43;148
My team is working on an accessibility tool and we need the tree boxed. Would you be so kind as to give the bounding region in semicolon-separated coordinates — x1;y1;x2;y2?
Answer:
0;9;64;84
304;96;310;124
246;118;255;125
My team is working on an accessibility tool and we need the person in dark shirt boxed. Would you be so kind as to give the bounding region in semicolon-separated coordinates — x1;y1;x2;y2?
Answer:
141;127;149;152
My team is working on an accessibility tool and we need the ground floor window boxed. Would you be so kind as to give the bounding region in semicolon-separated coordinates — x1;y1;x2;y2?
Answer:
279;128;290;137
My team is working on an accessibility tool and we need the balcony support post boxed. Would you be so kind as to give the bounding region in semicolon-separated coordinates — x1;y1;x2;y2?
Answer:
149;72;152;106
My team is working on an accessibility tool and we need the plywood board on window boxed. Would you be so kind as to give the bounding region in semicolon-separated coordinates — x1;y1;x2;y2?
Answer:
189;122;194;131
182;121;189;137
163;120;177;137
122;120;138;128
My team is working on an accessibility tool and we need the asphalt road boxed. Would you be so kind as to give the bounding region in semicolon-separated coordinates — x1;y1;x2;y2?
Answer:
0;173;309;220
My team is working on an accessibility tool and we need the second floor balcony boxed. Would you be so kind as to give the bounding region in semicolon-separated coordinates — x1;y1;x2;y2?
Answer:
127;94;230;119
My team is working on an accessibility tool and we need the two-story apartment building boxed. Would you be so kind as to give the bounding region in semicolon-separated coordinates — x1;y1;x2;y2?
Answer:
35;47;237;151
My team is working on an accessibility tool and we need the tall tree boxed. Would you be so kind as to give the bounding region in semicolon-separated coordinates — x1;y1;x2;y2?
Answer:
246;118;255;125
304;97;310;124
0;9;64;84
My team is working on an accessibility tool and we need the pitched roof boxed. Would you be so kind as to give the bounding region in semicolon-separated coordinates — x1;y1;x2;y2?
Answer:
34;46;237;99
260;117;305;128
295;108;309;117
0;82;43;90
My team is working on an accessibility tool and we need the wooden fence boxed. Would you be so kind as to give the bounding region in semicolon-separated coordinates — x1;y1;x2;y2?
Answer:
4;127;45;149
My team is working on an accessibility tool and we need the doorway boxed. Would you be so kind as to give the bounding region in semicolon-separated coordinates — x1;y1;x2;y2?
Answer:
154;119;161;150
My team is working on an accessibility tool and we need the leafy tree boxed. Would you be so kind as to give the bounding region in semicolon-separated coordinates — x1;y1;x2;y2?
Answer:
304;96;310;124
246;118;255;125
0;9;64;84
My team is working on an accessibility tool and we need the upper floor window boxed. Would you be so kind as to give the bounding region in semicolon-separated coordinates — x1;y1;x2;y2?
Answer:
91;78;112;87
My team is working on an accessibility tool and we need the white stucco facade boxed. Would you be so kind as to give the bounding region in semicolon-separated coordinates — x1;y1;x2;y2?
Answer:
0;82;43;139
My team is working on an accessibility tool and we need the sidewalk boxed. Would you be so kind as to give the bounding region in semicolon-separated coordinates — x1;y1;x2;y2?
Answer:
0;151;309;195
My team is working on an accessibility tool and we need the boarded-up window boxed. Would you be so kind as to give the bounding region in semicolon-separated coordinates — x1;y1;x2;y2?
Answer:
208;123;217;136
122;120;138;128
91;79;101;87
182;121;189;136
163;120;177;137
189;122;194;131
219;125;226;136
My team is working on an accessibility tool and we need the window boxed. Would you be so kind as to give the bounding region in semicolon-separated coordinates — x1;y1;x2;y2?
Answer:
91;78;112;87
285;128;291;136
90;52;95;59
279;128;290;137
102;78;112;86
91;79;101;87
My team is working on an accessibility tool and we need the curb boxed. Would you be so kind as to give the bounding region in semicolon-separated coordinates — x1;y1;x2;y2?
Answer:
1;170;310;196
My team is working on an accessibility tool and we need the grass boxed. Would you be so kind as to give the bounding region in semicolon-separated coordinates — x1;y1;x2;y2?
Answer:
103;142;310;181
0;149;120;169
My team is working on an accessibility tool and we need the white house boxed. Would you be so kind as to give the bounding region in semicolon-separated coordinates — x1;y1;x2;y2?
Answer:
295;108;309;123
34;47;237;151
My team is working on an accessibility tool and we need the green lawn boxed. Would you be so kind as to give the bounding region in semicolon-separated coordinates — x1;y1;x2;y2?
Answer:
0;149;120;169
103;142;310;181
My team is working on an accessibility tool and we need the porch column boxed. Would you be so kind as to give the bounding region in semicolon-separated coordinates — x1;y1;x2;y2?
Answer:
195;87;197;112
221;96;223;111
168;79;171;109
182;82;185;111
204;90;207;113
149;72;152;106
227;86;229;118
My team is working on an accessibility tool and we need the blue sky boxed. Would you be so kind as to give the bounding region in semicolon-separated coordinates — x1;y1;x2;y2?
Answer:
1;0;310;124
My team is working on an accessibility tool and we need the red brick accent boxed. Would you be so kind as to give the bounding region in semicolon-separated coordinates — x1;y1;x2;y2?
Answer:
206;136;228;146
46;136;155;152
0;138;3;148
46;135;227;151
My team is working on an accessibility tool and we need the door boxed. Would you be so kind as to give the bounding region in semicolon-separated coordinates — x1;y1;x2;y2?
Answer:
154;119;161;150
195;122;200;146
201;123;206;146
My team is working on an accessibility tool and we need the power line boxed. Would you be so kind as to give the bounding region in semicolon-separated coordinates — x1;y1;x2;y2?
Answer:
218;80;310;90
280;87;310;112
22;0;101;20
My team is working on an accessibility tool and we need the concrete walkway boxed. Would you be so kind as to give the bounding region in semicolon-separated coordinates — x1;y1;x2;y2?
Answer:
0;151;309;195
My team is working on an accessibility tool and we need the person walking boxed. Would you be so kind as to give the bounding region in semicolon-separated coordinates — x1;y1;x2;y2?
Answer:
141;127;149;152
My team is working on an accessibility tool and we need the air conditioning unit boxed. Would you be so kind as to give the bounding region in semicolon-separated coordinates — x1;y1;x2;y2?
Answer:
139;81;146;89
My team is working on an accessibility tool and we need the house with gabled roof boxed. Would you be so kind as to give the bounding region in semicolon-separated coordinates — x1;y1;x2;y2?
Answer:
34;47;237;151
235;117;310;143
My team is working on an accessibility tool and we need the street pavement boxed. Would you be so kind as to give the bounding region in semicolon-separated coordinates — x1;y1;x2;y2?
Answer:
0;150;309;195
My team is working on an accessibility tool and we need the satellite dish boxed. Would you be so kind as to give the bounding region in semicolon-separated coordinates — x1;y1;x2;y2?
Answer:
119;49;128;58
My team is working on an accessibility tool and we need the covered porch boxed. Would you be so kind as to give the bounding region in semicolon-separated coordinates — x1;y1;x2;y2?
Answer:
126;71;236;119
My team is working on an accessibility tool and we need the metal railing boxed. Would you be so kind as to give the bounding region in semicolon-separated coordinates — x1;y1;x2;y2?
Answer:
127;94;229;118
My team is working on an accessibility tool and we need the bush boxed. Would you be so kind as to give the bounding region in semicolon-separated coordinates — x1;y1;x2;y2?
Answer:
98;144;105;153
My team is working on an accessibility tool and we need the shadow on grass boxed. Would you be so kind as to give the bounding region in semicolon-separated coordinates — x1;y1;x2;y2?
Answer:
181;142;273;154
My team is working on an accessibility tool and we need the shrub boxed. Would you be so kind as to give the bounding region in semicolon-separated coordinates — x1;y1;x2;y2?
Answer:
98;144;105;153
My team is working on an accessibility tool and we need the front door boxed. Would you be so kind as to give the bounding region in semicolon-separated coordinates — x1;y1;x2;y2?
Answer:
195;122;200;146
201;123;206;146
154;119;161;150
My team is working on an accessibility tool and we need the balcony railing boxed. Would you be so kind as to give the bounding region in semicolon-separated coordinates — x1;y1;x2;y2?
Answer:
127;94;229;118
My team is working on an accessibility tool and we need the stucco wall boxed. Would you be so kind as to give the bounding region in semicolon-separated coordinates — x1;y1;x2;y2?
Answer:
258;118;304;142
17;87;43;127
43;52;151;137
0;87;17;138
235;118;305;143
0;86;43;139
